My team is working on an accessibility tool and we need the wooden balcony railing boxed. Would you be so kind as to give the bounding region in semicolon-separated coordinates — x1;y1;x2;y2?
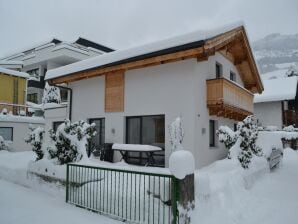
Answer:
206;78;254;120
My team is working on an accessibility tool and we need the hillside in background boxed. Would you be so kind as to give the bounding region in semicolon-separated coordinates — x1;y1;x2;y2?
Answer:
253;33;298;76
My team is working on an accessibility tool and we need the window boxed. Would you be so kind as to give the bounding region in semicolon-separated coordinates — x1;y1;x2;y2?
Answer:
89;118;105;150
27;93;38;104
230;71;236;82
60;89;68;102
53;121;64;132
126;115;165;166
234;123;238;132
216;62;223;78
27;68;40;80
209;120;216;147
0;127;13;141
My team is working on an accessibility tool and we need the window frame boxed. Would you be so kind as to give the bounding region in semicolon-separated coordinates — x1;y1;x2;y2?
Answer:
89;118;105;148
125;114;165;166
0;127;13;141
52;121;64;132
27;93;38;104
209;120;216;147
216;62;223;79
230;71;236;82
26;68;40;81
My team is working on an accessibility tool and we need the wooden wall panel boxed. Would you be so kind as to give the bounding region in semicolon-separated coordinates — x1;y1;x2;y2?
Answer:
105;71;124;112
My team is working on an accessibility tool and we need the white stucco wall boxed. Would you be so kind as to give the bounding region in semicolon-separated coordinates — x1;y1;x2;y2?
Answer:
254;101;283;129
0;120;45;152
65;52;243;168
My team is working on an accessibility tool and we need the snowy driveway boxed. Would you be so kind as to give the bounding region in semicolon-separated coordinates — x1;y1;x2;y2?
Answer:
0;179;121;224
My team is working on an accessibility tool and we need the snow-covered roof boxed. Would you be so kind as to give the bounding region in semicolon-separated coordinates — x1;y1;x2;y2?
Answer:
45;22;245;81
0;67;29;78
254;76;298;103
0;60;23;65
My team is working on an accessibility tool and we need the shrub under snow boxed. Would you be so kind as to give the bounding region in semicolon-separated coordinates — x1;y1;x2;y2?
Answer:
168;117;195;179
48;120;96;165
0;135;9;151
42;82;61;104
25;126;45;160
216;126;237;154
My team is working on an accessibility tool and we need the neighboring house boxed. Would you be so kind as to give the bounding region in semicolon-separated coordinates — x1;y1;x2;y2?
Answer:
45;23;263;168
0;38;114;104
254;76;298;128
0;67;28;114
0;67;45;151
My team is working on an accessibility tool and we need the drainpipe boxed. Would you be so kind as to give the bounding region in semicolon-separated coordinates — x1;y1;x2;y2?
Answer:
50;84;73;121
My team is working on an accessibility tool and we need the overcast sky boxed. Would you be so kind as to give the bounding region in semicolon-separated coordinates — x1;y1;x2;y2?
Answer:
0;0;297;58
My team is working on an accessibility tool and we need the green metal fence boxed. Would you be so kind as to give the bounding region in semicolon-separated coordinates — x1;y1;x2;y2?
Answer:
66;163;179;224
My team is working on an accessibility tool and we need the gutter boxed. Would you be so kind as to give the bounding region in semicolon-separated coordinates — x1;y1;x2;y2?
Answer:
50;84;73;121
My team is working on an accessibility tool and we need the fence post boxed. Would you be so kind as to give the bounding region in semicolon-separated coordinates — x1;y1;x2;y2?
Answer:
173;174;195;224
66;164;69;203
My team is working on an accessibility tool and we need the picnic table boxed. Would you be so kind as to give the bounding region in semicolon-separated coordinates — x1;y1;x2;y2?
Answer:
112;143;162;166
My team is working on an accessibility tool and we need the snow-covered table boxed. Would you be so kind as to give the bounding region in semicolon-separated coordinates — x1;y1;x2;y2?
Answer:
112;143;162;166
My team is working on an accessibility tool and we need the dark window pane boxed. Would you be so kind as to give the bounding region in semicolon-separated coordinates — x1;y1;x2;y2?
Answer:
209;120;215;147
127;117;141;144
0;127;13;141
216;62;222;78
53;121;64;132
230;71;236;82
89;118;105;150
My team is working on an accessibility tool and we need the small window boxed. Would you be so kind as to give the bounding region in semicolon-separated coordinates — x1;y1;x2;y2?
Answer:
234;123;238;132
53;121;64;132
216;62;223;78
209;120;216;147
89;118;105;149
0;127;13;141
60;89;68;102
27;93;38;104
230;71;236;82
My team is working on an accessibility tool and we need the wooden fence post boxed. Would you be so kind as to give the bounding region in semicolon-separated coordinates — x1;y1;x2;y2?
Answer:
174;173;195;224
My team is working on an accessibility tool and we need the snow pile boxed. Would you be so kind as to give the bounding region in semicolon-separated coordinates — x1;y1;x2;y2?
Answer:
112;143;162;151
169;150;195;179
256;131;283;157
193;154;268;223
168;117;195;179
0;111;45;124
0;151;64;197
42;82;61;104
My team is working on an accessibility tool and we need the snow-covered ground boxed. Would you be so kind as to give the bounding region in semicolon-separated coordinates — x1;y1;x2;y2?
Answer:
194;148;298;224
1;148;298;223
0;180;121;224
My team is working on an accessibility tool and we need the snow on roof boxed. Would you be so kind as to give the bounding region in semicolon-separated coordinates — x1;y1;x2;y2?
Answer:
0;67;29;78
254;76;298;103
0;60;23;65
261;69;288;80
45;22;244;81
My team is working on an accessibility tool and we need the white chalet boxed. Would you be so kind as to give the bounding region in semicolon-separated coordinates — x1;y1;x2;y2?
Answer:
45;23;263;168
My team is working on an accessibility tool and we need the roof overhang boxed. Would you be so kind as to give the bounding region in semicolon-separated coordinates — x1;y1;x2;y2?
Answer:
47;26;263;93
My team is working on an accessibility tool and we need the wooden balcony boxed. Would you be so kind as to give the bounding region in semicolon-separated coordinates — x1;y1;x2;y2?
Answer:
206;78;254;121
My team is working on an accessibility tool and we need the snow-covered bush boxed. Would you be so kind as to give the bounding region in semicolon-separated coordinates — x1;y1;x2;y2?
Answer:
0;135;9;150
42;82;61;104
168;116;184;152
25;126;45;160
1;108;7;115
216;126;238;152
48;120;96;165
168;117;194;179
236;116;263;169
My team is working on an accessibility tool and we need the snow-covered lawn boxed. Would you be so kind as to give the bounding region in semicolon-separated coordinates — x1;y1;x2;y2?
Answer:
194;148;298;224
0;179;121;224
1;149;298;223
